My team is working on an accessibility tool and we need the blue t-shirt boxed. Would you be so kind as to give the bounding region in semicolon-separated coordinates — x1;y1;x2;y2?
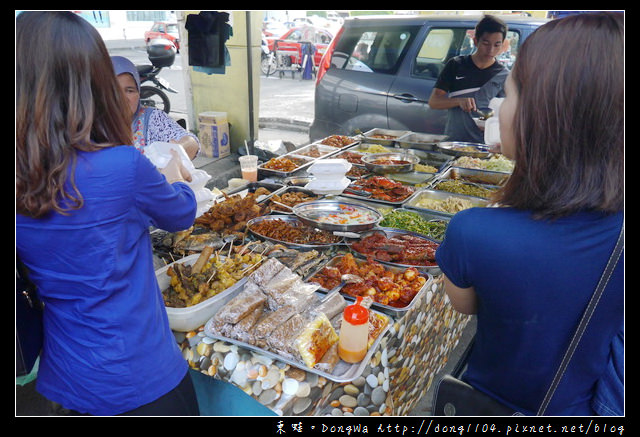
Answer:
436;207;623;415
16;146;197;415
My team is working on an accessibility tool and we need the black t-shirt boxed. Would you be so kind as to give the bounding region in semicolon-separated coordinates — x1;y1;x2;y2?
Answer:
435;55;505;98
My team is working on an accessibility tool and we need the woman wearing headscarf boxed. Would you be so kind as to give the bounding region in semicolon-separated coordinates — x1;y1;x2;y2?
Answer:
111;55;200;159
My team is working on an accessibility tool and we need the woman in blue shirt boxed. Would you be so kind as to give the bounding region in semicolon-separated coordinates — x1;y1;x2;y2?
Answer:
436;12;624;416
16;12;199;415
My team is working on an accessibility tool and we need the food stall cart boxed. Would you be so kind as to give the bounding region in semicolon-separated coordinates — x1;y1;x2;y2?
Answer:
158;132;512;416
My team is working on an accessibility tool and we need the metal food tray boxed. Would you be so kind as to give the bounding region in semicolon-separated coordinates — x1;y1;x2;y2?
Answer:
292;199;382;233
436;141;492;159
348;227;441;275
247;214;344;248
396;132;449;151
361;152;420;174
266;186;323;214
361;128;410;147
378;207;450;242
404;189;490;218
203;289;390;383
287;143;342;160
409;149;454;174
439;166;509;187
314;135;361;149
428;175;500;200
342;176;419;206
225;181;285;198
306;254;432;318
258;155;316;177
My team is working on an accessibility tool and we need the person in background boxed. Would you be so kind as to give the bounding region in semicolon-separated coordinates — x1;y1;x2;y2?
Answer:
435;12;624;415
16;11;199;416
428;15;509;143
111;55;200;159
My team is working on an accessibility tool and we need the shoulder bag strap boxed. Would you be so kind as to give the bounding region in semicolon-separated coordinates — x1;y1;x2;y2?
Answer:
537;224;624;415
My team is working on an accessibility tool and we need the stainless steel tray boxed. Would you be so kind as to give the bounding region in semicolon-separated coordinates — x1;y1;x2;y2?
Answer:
314;135;361;149
258;155;315;177
287;143;342;160
306;254;432;318
377;207;450;242
404;189;490;218
361;128;410;147
348;227;441;275
361;152;419;174
396;132;449;151
292;199;382;232
436;141;492;158
247;214;344;248
266;186;323;214
342;176;419;206
439;166;509;187
203;289;390;383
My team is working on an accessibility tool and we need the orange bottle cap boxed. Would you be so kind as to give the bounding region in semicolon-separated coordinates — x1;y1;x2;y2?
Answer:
343;296;369;325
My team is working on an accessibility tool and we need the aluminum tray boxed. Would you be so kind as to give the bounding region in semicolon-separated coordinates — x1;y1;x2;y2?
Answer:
225;181;284;198
247;214;344;248
439;166;509;187
307;254;432;318
361;128;410;147
404;189;490;218
409;149;454;174
292;199;382;232
436;141;492;158
258;155;315;177
396;132;449;151
203;289;390;383
348;227;441;275
361;152;419;174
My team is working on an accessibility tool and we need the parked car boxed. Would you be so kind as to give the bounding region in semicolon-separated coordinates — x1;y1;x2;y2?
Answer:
145;21;180;51
265;26;334;68
310;14;547;141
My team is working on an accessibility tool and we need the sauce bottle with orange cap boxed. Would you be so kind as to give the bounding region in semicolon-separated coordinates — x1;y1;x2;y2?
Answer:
338;296;369;363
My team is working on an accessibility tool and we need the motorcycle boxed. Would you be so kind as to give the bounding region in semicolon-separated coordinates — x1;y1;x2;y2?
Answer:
137;38;178;113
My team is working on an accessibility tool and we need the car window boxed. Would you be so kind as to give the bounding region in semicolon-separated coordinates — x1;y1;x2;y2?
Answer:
285;29;303;42
412;27;522;79
332;25;421;75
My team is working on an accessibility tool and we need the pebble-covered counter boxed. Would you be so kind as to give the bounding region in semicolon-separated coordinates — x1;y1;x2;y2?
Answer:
174;275;471;416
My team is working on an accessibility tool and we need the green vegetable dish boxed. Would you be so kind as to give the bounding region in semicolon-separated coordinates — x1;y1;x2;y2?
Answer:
379;209;448;241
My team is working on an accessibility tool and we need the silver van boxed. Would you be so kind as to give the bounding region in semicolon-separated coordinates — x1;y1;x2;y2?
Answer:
310;14;547;141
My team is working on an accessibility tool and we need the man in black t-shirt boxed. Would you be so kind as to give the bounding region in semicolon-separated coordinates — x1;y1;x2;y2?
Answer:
428;15;508;143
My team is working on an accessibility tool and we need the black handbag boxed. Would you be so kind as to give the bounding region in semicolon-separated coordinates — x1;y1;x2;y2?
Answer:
433;225;624;416
16;256;44;377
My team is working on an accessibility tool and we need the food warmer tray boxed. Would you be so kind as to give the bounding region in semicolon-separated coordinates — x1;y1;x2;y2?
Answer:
247;214;345;248
306;254;433;318
203;289;390;384
291;199;382;233
378;207;451;242
347;227;442;275
436;141;492;159
287;143;343;160
266;186;324;214
396;132;449;152
225;181;285;198
404;188;490;218
360;152;420;174
361;128;410;147
313;135;361;149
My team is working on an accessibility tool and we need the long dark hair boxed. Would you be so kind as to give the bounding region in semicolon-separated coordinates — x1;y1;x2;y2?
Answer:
16;11;133;218
497;12;624;219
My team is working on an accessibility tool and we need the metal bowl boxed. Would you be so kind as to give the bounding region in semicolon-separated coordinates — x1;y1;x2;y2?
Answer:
436;141;492;159
292;200;382;232
361;153;420;174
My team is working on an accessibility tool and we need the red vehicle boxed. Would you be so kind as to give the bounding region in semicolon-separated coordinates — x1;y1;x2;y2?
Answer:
265;26;334;67
145;21;180;51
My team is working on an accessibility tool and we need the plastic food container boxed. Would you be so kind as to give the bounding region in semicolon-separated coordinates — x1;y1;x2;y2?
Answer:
156;254;247;332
